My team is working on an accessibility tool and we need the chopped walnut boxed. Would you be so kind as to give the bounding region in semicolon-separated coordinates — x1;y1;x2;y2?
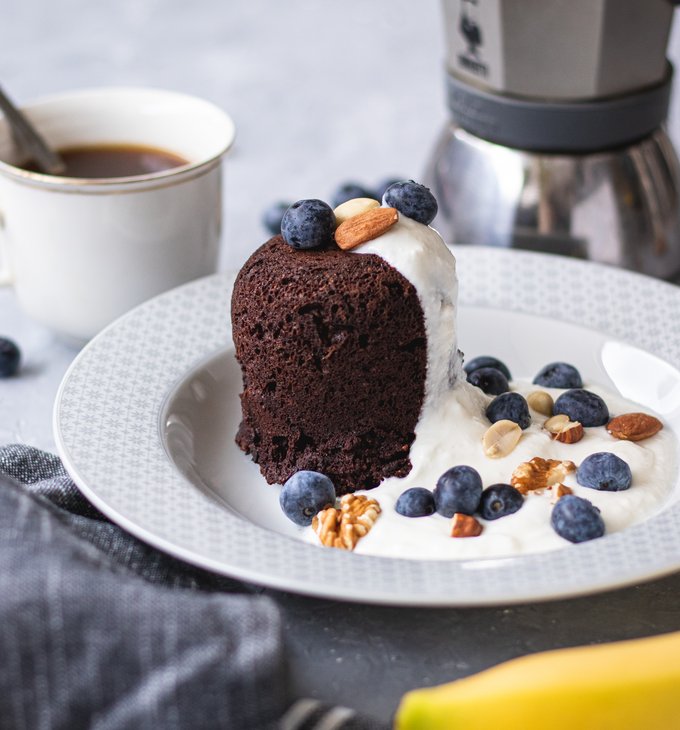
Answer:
312;494;381;550
511;457;576;495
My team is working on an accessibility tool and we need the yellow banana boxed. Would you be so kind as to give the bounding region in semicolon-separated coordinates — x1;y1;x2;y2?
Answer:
396;630;680;730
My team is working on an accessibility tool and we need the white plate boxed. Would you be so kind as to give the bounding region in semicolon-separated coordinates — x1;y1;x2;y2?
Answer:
54;247;680;606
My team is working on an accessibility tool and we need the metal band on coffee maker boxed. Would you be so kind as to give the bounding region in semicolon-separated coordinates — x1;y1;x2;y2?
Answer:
446;63;673;153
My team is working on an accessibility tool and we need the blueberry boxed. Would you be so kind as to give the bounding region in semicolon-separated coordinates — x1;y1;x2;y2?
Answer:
281;199;335;250
485;392;531;430
433;465;482;517
331;182;375;207
375;177;403;201
553;389;609;427
395;487;435;517
262;201;291;235
464;355;512;381
279;470;336;526
533;362;583;389
478;484;524;521
467;367;510;396
382;180;438;225
577;452;632;492
0;338;20;378
551;495;605;543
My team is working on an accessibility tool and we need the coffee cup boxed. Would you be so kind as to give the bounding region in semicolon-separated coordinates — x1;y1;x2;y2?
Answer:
0;87;235;343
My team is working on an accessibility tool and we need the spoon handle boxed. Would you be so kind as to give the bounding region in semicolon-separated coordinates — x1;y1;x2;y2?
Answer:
0;86;65;175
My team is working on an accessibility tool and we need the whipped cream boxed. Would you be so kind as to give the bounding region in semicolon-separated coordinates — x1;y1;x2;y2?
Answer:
299;214;679;559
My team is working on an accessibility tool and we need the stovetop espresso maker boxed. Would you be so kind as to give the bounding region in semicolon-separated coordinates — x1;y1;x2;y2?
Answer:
425;0;680;280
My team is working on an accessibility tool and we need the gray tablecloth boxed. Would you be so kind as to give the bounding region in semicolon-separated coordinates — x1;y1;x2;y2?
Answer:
0;444;384;730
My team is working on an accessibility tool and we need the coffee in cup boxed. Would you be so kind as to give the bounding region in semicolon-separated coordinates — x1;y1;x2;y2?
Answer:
0;87;235;343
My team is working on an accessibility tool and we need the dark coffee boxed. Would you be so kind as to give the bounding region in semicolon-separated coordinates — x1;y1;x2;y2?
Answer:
22;143;188;178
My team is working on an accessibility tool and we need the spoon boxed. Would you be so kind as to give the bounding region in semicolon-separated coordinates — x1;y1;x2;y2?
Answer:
0;86;65;175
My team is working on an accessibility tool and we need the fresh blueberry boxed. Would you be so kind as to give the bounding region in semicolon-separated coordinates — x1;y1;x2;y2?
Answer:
577;452;632;492
533;362;583;389
551;495;605;543
0;338;20;378
464;355;512;381
331;181;375;207
375;177;403;201
433;465;482;517
281;199;335;250
262;201;291;235
382;180;438;225
467;367;510;396
553;389;609;427
478;484;524;521
279;470;336;526
395;487;435;517
485;392;531;430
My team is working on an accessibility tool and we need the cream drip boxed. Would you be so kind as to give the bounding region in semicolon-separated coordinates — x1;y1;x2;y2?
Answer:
351;215;463;408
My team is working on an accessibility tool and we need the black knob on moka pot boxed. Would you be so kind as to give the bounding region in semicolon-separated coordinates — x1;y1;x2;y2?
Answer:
425;0;680;280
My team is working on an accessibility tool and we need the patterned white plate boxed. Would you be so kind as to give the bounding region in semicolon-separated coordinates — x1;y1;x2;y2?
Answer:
54;247;680;605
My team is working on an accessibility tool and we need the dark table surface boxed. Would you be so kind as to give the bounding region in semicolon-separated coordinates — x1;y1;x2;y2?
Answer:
266;571;680;722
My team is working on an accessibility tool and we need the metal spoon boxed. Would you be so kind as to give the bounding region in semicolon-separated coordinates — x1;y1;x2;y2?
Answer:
0;86;65;175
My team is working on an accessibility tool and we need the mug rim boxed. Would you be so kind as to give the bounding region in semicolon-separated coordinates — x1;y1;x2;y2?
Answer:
0;86;236;190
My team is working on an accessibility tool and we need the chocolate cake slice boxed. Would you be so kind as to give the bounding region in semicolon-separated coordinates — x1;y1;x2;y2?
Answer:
231;235;427;494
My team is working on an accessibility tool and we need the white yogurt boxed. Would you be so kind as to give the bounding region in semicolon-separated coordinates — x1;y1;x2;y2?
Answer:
338;380;678;559
301;214;679;559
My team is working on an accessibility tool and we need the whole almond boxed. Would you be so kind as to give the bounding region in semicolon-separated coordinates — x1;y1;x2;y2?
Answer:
333;197;380;225
450;513;483;538
335;207;398;250
607;413;663;442
527;390;554;416
482;419;522;458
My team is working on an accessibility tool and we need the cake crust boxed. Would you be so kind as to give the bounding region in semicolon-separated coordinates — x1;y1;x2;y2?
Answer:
231;236;427;493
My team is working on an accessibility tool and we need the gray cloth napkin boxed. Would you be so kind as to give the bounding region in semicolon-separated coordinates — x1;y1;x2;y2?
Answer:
0;444;384;730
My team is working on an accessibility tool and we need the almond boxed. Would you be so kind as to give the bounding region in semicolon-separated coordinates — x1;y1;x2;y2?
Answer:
555;484;573;499
333;197;380;225
335;207;398;250
544;414;570;433
545;414;584;444
450;513;483;538
527;390;554;416
607;413;663;442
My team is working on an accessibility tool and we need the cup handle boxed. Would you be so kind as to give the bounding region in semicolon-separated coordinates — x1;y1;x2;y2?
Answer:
0;206;13;286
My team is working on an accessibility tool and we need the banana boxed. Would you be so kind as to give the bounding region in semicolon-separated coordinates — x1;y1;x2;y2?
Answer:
396;630;680;729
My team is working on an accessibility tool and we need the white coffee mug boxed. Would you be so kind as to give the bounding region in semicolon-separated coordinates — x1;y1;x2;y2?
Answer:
0;87;235;342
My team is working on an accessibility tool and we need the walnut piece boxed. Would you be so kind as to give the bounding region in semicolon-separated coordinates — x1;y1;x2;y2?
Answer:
511;457;576;495
312;494;381;550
